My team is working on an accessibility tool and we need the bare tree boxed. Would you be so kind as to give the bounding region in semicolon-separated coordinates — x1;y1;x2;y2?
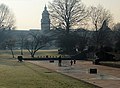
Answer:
89;5;113;51
49;0;88;33
24;32;49;58
0;4;15;46
5;38;16;58
89;5;112;31
0;4;15;29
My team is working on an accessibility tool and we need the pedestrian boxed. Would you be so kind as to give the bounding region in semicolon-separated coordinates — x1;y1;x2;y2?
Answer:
74;59;76;64
70;60;73;66
58;56;62;66
58;59;62;66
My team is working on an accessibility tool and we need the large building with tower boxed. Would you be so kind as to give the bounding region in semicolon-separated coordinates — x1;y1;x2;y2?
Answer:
1;5;114;50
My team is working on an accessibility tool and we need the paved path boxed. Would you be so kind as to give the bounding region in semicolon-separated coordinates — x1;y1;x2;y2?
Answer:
28;60;120;88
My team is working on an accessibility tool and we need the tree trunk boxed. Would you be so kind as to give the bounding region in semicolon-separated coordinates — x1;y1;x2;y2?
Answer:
31;53;35;58
20;47;23;55
66;22;70;33
95;22;99;51
10;49;14;58
66;27;69;33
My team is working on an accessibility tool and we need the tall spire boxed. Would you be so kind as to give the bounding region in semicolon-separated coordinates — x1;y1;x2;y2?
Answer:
41;5;50;32
44;4;47;10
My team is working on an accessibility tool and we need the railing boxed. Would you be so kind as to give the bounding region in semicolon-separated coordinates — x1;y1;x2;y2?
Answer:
17;55;80;62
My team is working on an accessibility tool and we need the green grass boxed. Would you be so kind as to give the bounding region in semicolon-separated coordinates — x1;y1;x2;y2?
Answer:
0;59;97;88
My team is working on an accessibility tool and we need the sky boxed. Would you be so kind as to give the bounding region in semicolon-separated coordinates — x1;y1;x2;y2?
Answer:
0;0;120;30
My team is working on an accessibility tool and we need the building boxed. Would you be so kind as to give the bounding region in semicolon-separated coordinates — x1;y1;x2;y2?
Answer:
41;5;50;32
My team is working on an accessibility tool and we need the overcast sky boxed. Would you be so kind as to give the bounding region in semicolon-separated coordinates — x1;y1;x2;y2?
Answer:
0;0;120;30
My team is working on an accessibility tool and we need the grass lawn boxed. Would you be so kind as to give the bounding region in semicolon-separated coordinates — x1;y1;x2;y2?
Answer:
0;59;98;88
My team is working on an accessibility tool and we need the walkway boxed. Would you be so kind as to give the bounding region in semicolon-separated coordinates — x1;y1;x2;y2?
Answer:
28;60;120;88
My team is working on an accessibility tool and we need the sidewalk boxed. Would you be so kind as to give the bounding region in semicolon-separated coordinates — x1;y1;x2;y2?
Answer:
28;60;120;88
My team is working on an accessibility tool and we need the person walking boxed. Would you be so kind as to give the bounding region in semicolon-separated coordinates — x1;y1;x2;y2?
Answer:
70;60;73;66
73;59;76;64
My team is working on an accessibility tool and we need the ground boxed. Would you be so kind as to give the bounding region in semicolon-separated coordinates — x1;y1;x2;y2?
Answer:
29;60;120;88
0;50;120;88
0;59;97;88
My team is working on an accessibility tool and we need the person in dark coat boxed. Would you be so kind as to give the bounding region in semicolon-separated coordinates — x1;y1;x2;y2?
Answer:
73;59;76;64
70;60;73;66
